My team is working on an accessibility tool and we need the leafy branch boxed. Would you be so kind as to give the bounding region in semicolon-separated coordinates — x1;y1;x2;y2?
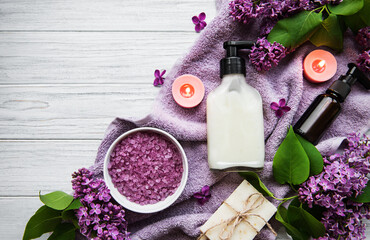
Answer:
23;191;82;240
267;0;369;51
240;126;325;240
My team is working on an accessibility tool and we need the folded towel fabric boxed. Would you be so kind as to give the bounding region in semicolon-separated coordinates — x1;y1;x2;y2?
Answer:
89;0;370;239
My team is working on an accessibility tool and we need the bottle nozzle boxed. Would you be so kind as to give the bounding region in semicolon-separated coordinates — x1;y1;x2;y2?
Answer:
328;63;370;102
345;63;370;89
223;41;254;57
221;41;255;77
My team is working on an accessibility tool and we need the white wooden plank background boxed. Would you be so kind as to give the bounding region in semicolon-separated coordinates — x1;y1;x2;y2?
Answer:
0;1;368;239
0;1;216;239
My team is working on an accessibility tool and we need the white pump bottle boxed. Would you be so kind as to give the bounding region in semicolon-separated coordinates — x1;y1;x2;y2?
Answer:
207;41;265;171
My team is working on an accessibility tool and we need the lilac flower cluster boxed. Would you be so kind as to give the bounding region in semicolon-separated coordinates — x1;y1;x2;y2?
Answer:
356;27;370;73
356;27;370;49
357;50;370;73
314;0;343;5
229;0;318;25
72;168;130;240
249;37;287;71
298;133;370;240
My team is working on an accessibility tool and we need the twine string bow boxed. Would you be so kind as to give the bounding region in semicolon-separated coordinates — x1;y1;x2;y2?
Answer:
198;193;277;240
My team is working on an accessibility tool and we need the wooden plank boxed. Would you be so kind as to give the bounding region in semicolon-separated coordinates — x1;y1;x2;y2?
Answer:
0;197;48;240
0;140;99;195
1;197;369;239
0;32;199;84
0;84;159;139
0;0;216;31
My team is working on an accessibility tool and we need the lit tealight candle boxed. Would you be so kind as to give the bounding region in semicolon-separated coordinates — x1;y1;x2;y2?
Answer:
303;49;337;83
180;84;195;98
172;74;205;108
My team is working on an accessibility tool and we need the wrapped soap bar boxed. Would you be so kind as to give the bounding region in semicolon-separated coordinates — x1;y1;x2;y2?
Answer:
199;180;277;240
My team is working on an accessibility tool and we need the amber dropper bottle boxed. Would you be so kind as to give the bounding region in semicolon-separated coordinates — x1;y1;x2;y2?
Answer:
294;63;370;145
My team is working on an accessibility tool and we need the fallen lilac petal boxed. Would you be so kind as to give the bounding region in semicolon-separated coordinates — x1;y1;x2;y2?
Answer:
193;185;211;205
270;98;291;118
192;16;199;24
281;106;291;112
278;98;286;106
192;12;207;32
270;102;280;110
199;12;206;21
195;24;202;33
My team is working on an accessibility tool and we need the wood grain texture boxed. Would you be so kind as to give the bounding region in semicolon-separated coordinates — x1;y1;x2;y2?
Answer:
0;32;199;84
0;85;159;139
1;0;369;239
1;197;50;240
0;140;99;195
0;0;216;31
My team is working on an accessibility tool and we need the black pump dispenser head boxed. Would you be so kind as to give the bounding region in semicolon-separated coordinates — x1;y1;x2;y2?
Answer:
220;41;254;78
327;63;370;102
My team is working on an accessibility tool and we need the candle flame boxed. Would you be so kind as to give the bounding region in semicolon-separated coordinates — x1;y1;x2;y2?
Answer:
186;87;190;94
318;60;326;68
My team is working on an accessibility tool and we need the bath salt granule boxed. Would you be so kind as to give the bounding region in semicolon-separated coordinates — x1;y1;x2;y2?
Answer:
108;131;183;205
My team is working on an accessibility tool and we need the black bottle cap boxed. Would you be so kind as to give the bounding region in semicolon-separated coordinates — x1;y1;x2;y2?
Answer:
327;63;370;102
220;41;254;78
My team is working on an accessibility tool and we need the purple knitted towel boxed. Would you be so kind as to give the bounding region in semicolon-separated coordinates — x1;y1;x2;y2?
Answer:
89;0;370;239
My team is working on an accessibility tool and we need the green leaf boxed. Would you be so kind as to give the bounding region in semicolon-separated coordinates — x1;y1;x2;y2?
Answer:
48;223;76;240
267;11;322;48
301;202;325;221
239;172;274;197
344;14;367;32
344;0;370;33
273;126;310;185
275;205;309;240
296;135;324;176
64;199;82;211
359;0;370;25
61;199;81;229
309;14;344;51
39;191;74;210
352;183;370;203
61;210;79;229
23;205;62;240
328;0;364;16
287;204;326;238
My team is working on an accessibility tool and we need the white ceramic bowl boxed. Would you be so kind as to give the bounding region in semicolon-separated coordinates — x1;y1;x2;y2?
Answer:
103;127;188;214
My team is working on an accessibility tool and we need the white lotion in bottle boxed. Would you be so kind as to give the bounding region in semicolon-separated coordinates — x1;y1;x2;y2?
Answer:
207;41;265;171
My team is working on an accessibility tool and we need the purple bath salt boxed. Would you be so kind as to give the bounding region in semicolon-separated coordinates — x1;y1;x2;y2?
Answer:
108;131;184;205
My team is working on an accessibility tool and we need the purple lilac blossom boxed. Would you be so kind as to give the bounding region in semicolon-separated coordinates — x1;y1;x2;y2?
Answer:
314;0;343;5
249;37;287;71
72;168;130;240
260;18;277;36
270;98;291;118
229;0;319;71
356;27;370;49
153;69;166;86
298;133;370;240
193;185;211;205
357;50;370;73
229;0;317;23
229;0;261;24
192;12;207;32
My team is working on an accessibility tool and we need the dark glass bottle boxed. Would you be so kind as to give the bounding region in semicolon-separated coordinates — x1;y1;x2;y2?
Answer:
294;93;341;145
294;63;370;145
